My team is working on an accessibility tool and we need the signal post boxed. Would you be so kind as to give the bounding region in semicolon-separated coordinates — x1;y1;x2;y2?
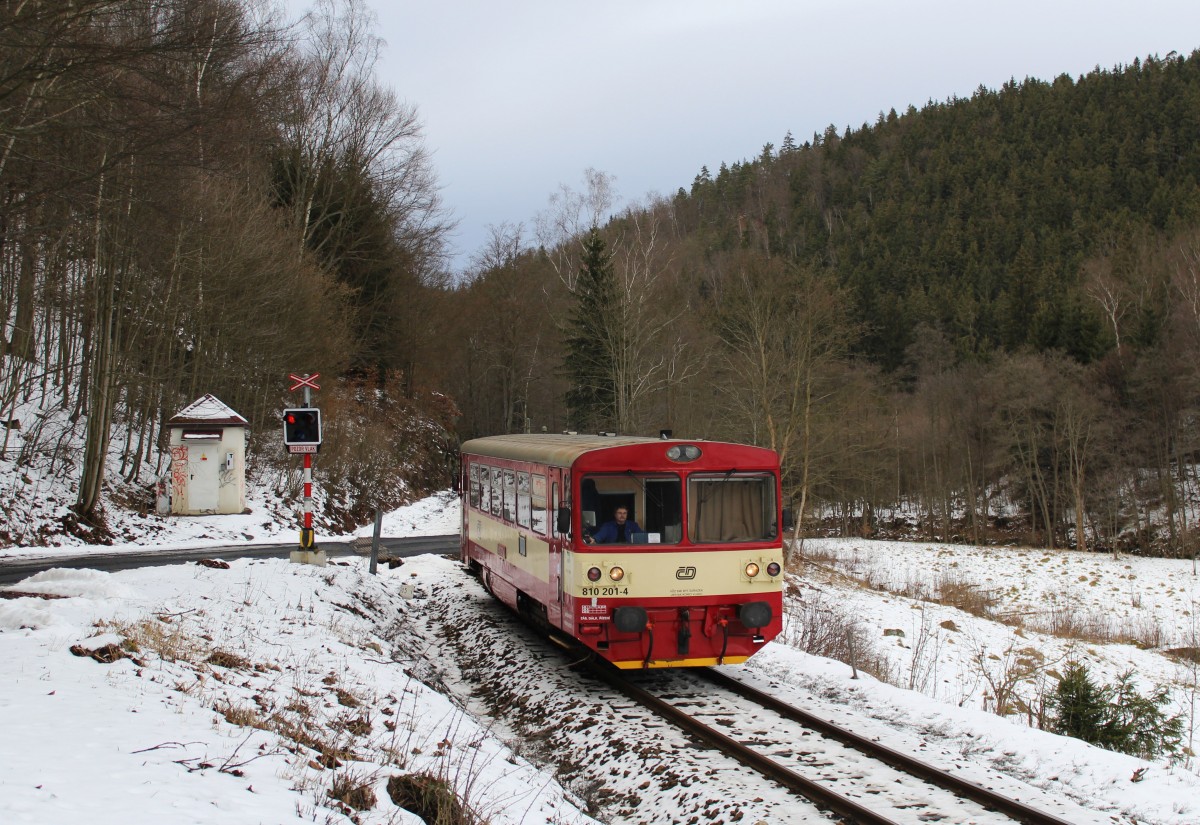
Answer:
285;373;325;566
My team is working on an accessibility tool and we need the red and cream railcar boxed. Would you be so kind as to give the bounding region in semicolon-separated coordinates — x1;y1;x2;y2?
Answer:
460;434;785;668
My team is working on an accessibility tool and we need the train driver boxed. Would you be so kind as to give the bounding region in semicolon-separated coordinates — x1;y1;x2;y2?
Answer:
586;506;642;544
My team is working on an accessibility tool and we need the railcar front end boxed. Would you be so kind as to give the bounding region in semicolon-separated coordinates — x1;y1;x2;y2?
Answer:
460;435;786;668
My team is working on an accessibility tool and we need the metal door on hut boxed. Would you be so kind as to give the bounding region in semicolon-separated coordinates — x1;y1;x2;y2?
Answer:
187;446;220;512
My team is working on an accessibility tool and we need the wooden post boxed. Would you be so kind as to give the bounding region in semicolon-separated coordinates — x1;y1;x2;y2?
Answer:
369;508;383;574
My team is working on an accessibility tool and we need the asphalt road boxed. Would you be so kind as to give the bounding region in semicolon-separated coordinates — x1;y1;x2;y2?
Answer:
0;534;461;586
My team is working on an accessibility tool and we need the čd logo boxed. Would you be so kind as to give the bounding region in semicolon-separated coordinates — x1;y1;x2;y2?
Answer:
675;566;697;580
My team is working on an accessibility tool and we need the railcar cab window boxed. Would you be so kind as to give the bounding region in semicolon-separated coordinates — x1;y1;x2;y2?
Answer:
580;473;682;545
688;472;778;543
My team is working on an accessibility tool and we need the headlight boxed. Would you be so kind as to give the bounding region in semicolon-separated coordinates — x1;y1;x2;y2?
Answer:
609;566;625;582
744;562;761;578
766;562;781;577
665;444;702;462
587;567;602;582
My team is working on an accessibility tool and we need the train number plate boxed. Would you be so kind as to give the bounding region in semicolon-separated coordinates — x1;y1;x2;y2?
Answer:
581;586;628;597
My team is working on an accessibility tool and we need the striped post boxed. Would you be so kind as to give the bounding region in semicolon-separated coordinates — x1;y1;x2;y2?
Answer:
299;452;315;549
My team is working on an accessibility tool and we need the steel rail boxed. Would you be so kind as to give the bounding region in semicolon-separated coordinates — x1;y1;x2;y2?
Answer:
585;660;905;825
699;667;1077;825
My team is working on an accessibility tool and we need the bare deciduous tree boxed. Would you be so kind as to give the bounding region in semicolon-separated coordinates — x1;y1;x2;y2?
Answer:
534;167;617;292
705;249;855;532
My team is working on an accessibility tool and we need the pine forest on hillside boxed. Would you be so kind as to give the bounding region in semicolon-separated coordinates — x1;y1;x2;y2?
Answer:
446;50;1200;559
4;1;1200;557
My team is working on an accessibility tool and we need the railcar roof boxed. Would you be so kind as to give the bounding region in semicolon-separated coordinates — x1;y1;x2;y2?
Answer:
460;433;777;469
462;434;676;467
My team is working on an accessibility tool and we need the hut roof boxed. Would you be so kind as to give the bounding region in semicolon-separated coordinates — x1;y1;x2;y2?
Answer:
168;394;248;427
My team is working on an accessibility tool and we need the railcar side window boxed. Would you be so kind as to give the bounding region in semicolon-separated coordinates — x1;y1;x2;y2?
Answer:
687;473;777;543
469;463;482;509
502;469;516;522
489;467;503;517
517;471;531;529
531;474;548;535
480;466;493;514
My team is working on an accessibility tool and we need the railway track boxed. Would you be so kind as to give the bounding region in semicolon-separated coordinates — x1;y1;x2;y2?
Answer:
586;662;1085;825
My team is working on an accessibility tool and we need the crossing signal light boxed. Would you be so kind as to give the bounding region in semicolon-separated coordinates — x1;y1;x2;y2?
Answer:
283;408;322;447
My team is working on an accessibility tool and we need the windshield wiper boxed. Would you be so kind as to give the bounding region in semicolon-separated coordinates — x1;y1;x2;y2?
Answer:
626;469;666;507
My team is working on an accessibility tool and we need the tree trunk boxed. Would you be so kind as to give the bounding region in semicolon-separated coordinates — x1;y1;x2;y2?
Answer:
75;170;116;521
9;220;38;361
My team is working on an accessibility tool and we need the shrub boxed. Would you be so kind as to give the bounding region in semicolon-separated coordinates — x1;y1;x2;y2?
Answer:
781;587;896;683
1048;662;1183;759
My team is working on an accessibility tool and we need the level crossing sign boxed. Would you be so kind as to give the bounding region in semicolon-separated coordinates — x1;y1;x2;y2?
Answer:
289;373;320;392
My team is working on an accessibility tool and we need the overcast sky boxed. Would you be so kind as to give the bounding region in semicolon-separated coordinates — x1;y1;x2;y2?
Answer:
284;1;1200;275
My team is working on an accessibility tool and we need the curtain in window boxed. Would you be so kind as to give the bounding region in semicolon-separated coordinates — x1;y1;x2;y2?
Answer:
689;478;765;542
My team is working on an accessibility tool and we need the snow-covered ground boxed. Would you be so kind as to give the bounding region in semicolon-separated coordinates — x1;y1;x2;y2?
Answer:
797;539;1200;716
2;494;1200;824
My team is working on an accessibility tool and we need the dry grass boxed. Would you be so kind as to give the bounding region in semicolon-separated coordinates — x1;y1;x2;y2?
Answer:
797;546;1170;649
99;615;368;777
207;650;251;670
102;617;207;664
781;582;896;683
386;772;479;825
789;543;1184;724
217;701;268;729
328;769;378;813
793;540;841;566
934;575;1001;617
90;578;515;824
1012;604;1168;650
798;545;1001;618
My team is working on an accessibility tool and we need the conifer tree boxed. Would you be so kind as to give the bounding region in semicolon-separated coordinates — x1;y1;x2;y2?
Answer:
1048;662;1107;742
1049;662;1183;758
563;229;617;431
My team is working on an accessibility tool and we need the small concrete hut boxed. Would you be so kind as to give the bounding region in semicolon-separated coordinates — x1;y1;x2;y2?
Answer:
165;394;249;515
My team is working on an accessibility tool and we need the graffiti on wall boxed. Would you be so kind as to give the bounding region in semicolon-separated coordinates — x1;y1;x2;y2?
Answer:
170;445;188;503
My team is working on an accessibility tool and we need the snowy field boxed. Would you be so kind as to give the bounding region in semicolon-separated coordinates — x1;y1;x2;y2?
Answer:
1;493;1199;824
797;538;1200;712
